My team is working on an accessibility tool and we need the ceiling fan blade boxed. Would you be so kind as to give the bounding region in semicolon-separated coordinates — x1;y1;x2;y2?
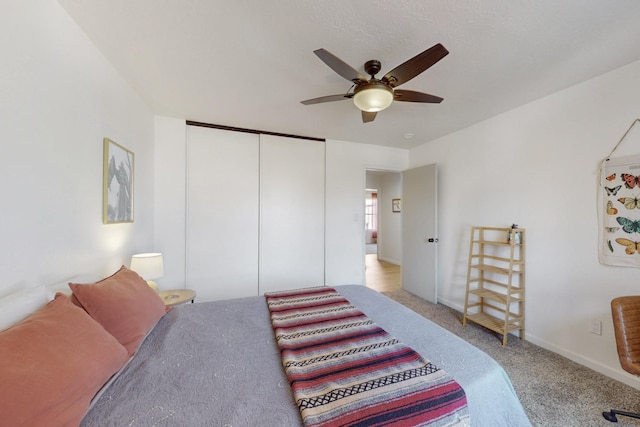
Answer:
301;94;353;105
382;43;449;88
362;111;377;123
314;49;367;83
394;90;443;103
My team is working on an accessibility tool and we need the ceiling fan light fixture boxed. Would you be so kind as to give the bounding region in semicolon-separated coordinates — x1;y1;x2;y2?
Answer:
353;82;393;112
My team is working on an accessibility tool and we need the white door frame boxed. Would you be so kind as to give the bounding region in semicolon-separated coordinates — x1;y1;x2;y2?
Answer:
363;168;403;285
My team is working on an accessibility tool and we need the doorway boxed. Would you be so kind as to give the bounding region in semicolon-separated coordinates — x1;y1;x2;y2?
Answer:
364;170;402;292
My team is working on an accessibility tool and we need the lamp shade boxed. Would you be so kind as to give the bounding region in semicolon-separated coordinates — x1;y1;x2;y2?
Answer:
353;82;394;112
130;253;164;280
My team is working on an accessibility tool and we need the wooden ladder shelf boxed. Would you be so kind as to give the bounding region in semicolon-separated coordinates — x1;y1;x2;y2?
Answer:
462;226;526;346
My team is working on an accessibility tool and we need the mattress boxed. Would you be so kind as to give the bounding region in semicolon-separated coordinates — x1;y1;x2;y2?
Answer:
81;285;531;426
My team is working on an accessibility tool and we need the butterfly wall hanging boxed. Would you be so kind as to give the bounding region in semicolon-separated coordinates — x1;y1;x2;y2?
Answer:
603;168;640;257
598;120;640;266
603;173;640;256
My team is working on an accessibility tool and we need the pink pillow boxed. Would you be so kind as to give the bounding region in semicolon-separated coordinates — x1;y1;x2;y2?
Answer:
0;293;129;427
69;266;169;355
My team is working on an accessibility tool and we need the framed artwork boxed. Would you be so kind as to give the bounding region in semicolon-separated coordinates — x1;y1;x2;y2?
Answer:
103;138;134;223
392;198;401;213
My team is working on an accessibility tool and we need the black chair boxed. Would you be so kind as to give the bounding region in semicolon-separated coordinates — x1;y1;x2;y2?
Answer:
603;296;640;422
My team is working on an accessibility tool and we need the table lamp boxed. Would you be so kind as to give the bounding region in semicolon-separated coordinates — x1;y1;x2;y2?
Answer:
130;253;164;292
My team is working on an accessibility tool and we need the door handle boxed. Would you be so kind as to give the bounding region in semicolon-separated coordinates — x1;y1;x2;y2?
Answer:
427;238;439;243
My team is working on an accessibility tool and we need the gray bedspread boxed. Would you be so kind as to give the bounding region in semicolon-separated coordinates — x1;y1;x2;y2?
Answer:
81;285;531;426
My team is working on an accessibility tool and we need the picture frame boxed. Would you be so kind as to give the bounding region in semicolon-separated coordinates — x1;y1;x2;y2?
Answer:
103;138;134;223
392;198;401;213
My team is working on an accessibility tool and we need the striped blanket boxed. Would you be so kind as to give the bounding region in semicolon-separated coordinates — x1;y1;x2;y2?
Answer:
266;287;469;427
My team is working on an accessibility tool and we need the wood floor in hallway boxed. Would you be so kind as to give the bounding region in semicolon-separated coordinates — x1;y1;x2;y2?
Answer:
365;254;401;292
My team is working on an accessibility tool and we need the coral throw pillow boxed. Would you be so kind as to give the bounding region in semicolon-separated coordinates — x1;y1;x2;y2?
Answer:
0;293;129;427
69;265;169;355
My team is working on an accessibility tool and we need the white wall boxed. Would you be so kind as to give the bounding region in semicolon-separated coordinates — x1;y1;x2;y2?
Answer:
378;172;402;265
0;1;155;296
153;116;187;289
410;59;640;388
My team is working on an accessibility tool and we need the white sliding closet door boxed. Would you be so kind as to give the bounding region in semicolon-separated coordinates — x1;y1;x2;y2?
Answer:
259;135;325;294
187;126;259;301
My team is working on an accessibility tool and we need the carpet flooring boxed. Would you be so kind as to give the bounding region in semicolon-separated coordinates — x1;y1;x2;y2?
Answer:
382;289;640;427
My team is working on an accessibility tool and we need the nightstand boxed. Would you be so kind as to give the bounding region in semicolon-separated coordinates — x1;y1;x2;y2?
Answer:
158;289;197;306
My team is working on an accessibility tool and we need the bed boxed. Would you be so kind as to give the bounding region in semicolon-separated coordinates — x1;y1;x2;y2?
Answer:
85;286;528;426
0;268;531;426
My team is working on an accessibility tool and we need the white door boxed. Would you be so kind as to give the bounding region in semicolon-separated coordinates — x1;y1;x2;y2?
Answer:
186;126;260;301
402;163;438;303
259;134;325;294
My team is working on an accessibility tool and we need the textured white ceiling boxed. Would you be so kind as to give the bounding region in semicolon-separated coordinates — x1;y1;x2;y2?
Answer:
58;0;640;148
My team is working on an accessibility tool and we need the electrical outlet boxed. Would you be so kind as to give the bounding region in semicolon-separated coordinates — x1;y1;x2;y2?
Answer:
590;319;602;336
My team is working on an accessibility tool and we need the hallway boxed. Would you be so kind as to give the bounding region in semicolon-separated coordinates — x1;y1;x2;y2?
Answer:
365;254;401;292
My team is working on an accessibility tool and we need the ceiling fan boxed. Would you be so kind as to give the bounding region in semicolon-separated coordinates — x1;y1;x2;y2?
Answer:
301;43;449;123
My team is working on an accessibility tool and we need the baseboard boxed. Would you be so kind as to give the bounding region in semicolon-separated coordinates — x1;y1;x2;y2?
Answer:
378;256;400;265
525;334;640;390
437;297;461;312
436;297;640;390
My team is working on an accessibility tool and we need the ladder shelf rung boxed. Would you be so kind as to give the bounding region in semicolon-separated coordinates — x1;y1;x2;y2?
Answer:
470;264;511;275
468;288;523;303
464;312;523;334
